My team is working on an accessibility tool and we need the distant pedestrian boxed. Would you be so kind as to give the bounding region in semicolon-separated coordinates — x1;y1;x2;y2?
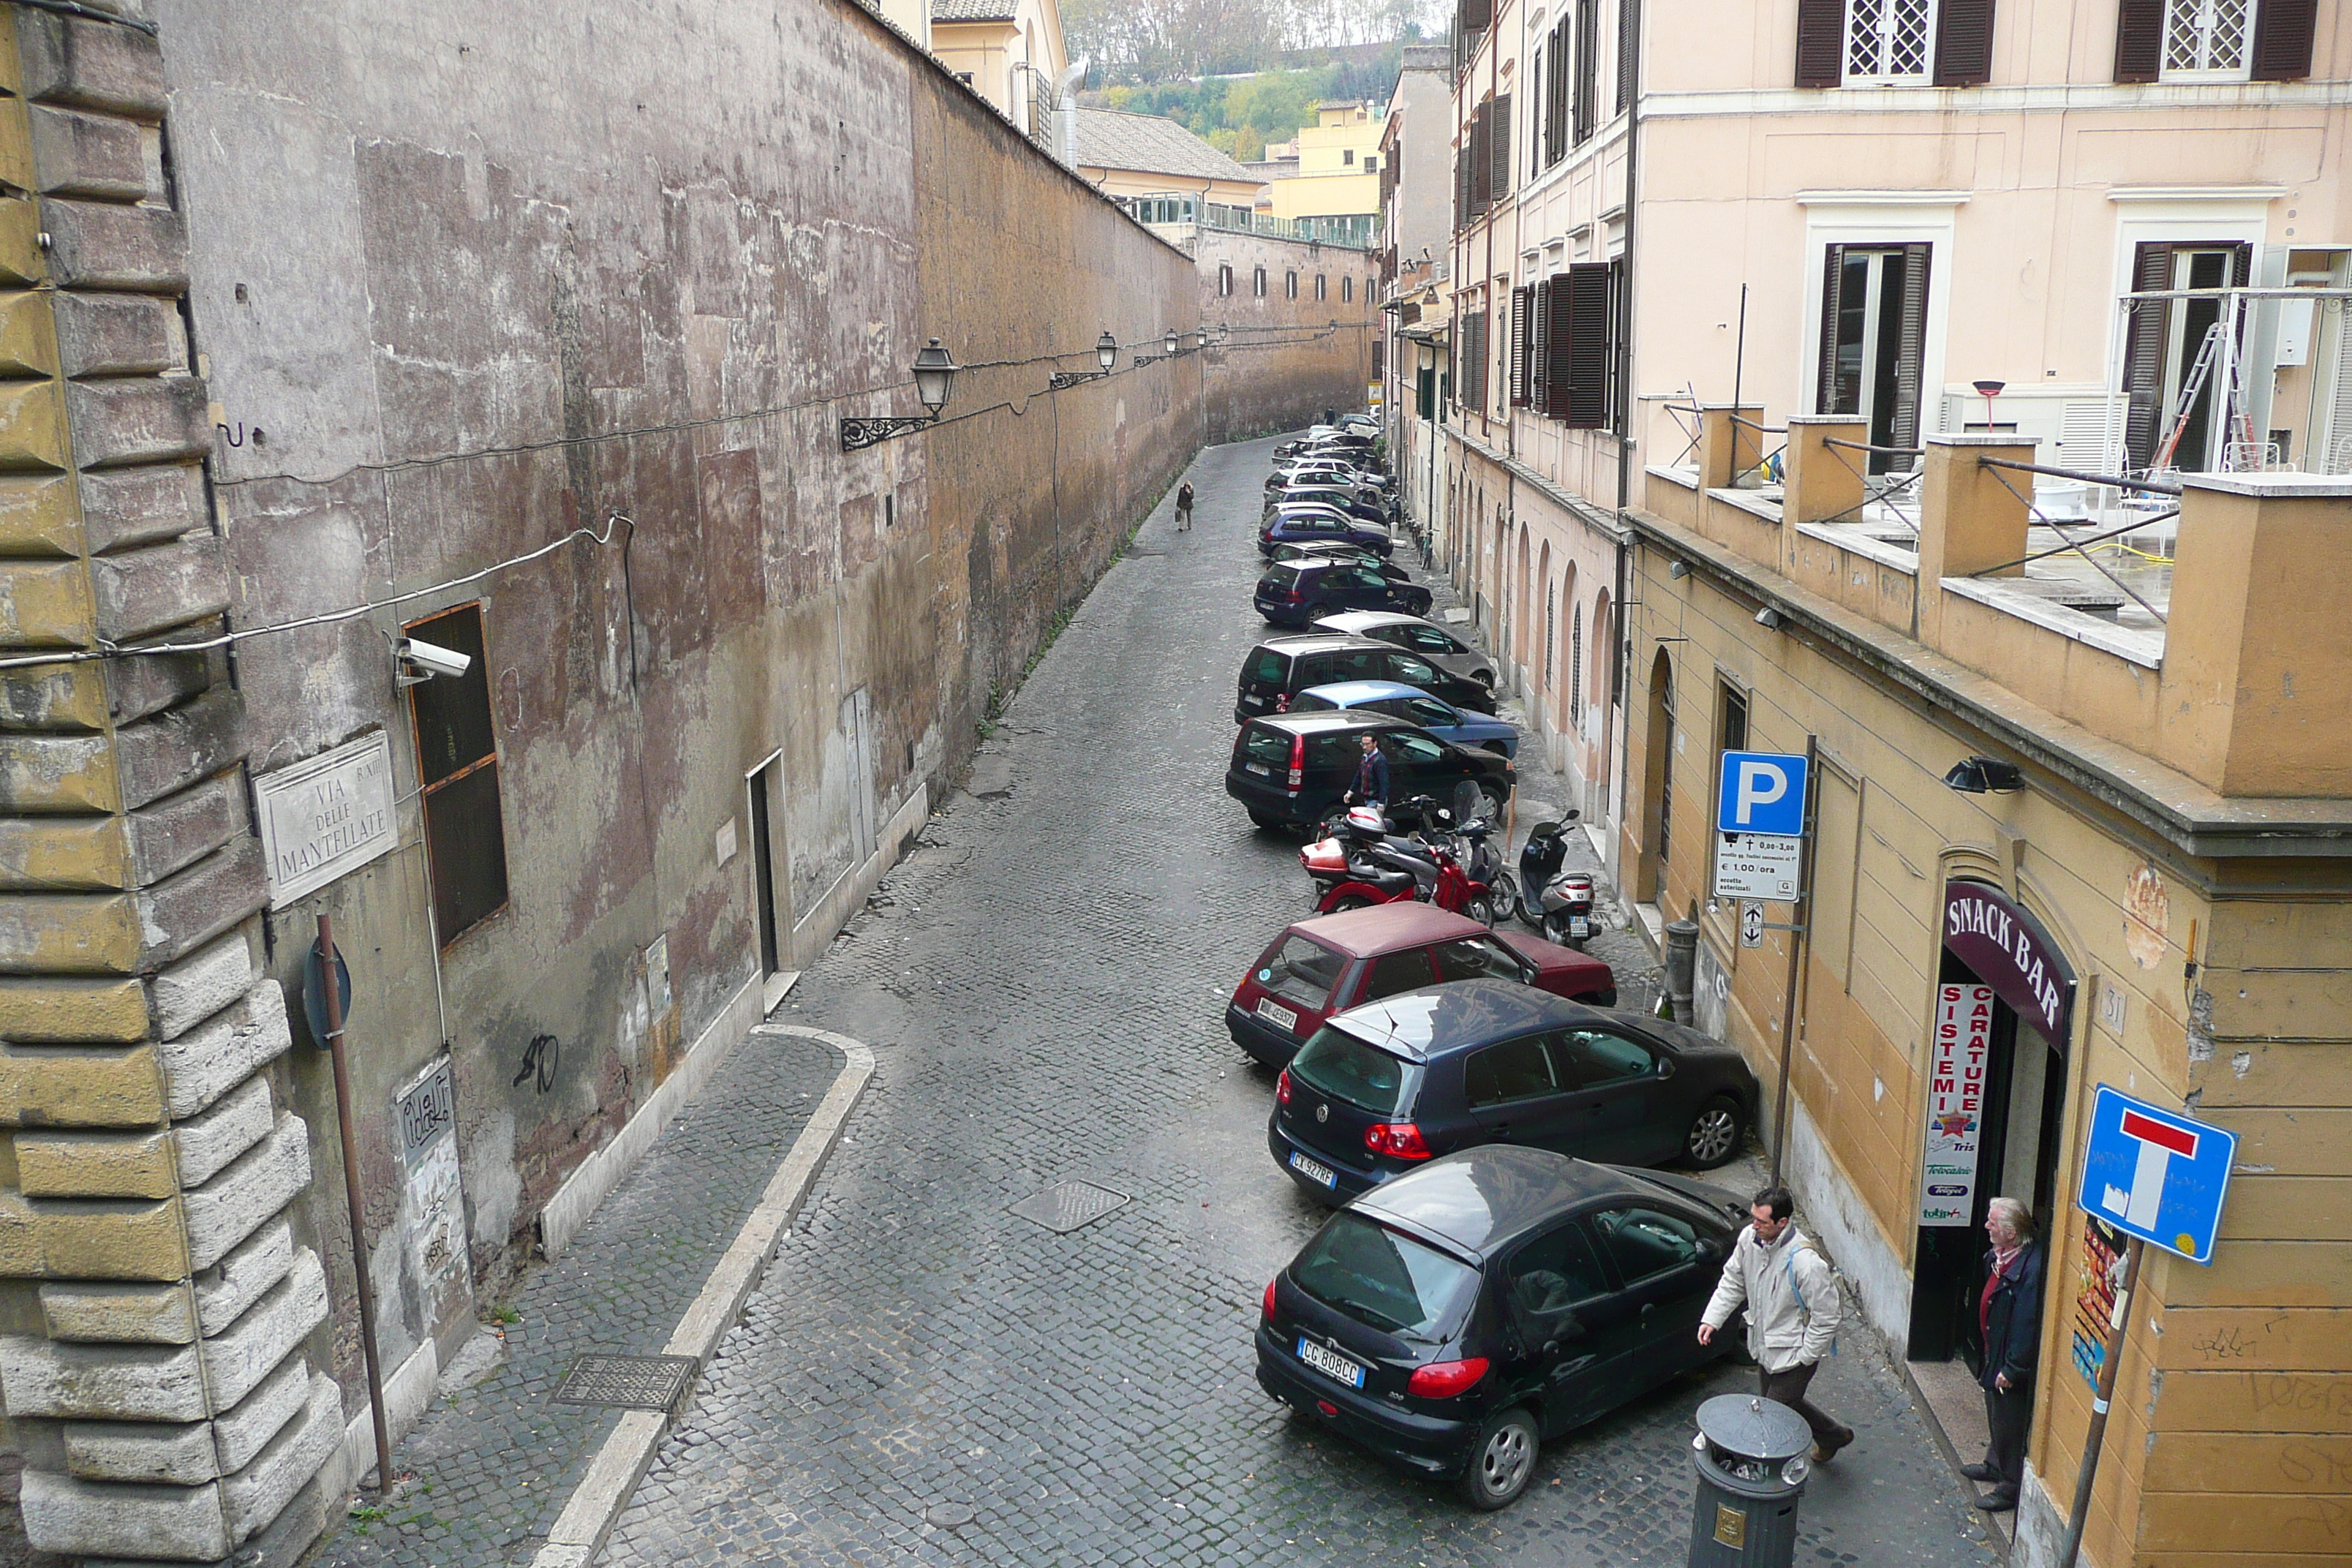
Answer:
1175;481;1194;531
1966;1197;2043;1513
1344;733;1389;807
1697;1185;1855;1463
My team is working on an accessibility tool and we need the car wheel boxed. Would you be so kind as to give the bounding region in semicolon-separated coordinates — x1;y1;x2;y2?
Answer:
1472;668;1495;687
1455;1406;1539;1511
1478;782;1509;823
1684;1095;1745;1169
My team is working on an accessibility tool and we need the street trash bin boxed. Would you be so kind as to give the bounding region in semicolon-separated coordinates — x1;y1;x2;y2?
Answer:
1686;1392;1811;1568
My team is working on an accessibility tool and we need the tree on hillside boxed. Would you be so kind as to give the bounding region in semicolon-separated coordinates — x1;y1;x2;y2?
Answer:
1066;0;1440;80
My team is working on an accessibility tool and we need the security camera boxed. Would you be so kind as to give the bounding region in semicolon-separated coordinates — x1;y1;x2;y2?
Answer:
399;637;472;680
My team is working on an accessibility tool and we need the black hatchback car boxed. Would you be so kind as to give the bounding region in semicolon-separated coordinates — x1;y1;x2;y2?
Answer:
1256;559;1433;627
1226;711;1515;831
1267;980;1757;1205
1235;634;1496;723
1257;1145;1746;1508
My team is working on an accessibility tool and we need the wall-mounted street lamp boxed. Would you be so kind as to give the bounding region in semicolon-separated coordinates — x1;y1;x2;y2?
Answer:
1943;755;2025;794
1051;329;1120;390
841;337;960;451
1196;328;1211;351
1134;329;1183;367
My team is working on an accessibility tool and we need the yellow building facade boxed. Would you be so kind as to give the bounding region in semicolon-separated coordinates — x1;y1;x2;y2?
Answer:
1621;412;2352;1567
1264;99;1381;238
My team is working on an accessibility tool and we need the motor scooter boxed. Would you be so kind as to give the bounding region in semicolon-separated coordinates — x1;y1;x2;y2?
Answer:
1537;868;1599;949
1299;802;1500;923
1512;814;1583;925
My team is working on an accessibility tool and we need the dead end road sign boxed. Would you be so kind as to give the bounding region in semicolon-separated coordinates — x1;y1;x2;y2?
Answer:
2076;1085;2237;1264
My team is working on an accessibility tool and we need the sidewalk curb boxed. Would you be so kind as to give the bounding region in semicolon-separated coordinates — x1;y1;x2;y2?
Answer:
527;1025;875;1568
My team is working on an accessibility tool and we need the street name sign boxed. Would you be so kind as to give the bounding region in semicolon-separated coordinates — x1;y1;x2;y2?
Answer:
2076;1085;2236;1264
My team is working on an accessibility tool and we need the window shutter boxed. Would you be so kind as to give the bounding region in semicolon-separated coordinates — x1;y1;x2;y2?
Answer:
1460;0;1493;32
1793;0;1844;86
1509;286;1531;405
1565;262;1613;428
1888;243;1932;456
1530;281;1550;412
2250;0;2318;80
2121;243;2171;470
1573;0;1600;142
1932;0;1995;85
1617;0;1639;111
1490;94;1512;198
1469;105;1493;216
1814;244;1845;412
2112;0;2163;81
1543;274;1575;419
1547;26;1569;164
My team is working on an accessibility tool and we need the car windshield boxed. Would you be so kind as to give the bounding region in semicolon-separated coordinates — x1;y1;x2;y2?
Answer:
1292;1213;1478;1341
1257;932;1346;1009
1290;1025;1419;1115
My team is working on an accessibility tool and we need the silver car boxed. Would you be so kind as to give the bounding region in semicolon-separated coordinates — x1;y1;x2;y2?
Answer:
1311;610;1495;687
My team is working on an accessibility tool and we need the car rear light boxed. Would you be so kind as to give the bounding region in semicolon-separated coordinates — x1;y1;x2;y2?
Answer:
1406;1357;1490;1398
1287;733;1303;784
1263;1280;1278;1322
1275;1068;1293;1105
1282;589;1304;603
1365;1122;1433;1160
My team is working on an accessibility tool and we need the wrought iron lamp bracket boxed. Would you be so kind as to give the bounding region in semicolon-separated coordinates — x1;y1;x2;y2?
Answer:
840;412;939;451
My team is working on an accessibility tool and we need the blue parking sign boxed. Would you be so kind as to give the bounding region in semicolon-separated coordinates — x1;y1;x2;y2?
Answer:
2076;1086;2237;1264
1716;750;1809;837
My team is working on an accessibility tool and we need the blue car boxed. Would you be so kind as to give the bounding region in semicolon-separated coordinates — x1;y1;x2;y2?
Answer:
1259;509;1393;557
1284;680;1520;758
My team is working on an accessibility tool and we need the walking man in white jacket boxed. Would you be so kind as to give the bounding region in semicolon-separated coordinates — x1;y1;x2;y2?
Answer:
1697;1186;1856;1462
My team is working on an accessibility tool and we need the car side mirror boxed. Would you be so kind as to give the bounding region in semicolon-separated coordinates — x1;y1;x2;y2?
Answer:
1656;1056;1676;1079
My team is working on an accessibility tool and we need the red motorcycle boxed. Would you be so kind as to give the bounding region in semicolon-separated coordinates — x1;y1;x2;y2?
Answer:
1300;805;1500;925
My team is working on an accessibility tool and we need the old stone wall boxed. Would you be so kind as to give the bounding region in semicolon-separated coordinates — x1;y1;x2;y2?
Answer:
0;7;339;1563
1193;228;1379;443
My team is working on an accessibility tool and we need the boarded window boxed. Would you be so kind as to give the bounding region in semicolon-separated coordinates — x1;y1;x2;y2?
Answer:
407;603;508;943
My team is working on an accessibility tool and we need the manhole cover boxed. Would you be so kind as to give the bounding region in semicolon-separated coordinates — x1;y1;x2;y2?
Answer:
924;1502;976;1529
1007;1179;1130;1234
551;1353;700;1411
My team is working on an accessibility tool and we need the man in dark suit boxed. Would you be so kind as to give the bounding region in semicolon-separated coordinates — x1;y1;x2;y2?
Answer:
1967;1196;2044;1512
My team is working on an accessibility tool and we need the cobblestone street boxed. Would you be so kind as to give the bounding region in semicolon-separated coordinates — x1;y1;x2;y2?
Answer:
589;437;1999;1568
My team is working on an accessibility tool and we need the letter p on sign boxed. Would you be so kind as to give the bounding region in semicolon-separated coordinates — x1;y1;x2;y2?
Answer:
1716;750;1809;837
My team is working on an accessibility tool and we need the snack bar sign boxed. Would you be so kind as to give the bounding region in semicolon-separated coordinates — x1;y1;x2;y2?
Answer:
1919;982;1993;1226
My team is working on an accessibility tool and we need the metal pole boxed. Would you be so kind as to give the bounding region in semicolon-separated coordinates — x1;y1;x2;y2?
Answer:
317;913;395;1493
2059;1235;2146;1568
1769;734;1820;1181
1729;283;1748;474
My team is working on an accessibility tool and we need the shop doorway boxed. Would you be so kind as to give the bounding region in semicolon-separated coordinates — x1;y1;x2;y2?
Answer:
1908;880;2076;1368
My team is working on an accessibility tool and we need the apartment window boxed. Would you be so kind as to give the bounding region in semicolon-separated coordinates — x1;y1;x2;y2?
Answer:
1286;271;1299;300
1618;0;1640;110
2117;0;2315;79
407;603;509;943
1315;274;1327;301
2122;241;2251;472
1218;263;1233;297
1341;276;1354;303
1458;309;1490;415
1538;262;1621;430
1254;266;1267;297
1795;0;1994;86
1343;148;1355;165
1363;156;1378;173
1542;24;1569;165
1718;682;1749;754
1815;243;1929;472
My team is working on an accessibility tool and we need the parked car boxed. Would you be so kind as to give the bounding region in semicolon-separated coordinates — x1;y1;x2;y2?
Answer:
1285;680;1519;758
1273;461;1390;494
1271;540;1413;581
1264;486;1392;528
1256;561;1433;626
1256;1145;1746;1508
1260;510;1393;557
1267;979;1759;1205
1313;610;1496;688
1226;904;1616;1068
1226;710;1514;831
1235;633;1496;723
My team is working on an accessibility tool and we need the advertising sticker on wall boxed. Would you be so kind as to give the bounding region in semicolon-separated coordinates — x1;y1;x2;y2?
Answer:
1919;982;1992;1226
2071;1214;2130;1390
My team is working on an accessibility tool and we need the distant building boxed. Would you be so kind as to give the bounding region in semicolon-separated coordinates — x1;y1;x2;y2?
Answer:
1379;47;1456;553
1068;107;1267;212
931;0;1067;142
1263;100;1381;248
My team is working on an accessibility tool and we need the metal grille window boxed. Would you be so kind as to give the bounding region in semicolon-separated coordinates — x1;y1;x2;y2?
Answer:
1570;603;1584;724
1846;0;1937;79
1255;267;1267;297
407;603;509;943
2163;0;2251;72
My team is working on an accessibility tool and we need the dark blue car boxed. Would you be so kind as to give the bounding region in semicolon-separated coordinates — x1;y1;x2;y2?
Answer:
1261;508;1392;557
1285;680;1520;758
1256;563;1433;627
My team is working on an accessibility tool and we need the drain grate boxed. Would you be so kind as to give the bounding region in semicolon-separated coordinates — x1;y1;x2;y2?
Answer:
1007;1179;1131;1235
551;1353;701;1411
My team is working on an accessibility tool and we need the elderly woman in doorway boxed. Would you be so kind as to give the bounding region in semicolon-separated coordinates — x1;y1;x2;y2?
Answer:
1967;1197;2045;1512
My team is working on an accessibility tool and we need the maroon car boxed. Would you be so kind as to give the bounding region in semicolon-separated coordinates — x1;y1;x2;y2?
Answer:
1226;902;1617;1068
